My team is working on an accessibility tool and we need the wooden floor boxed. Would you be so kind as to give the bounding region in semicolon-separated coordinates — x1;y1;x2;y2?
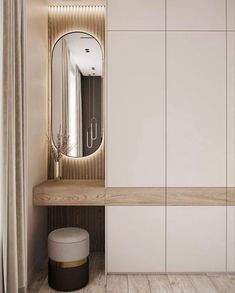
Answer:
28;253;235;293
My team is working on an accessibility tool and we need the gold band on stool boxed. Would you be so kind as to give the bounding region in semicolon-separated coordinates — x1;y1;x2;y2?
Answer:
50;257;87;268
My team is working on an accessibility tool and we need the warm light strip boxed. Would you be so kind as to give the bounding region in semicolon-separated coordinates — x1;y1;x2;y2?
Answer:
49;5;105;49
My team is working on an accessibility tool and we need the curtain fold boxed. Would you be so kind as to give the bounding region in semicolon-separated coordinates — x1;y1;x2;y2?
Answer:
75;65;83;157
0;0;3;292
2;0;27;292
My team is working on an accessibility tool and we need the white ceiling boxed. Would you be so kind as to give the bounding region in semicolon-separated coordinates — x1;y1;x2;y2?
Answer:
48;0;106;5
64;32;103;76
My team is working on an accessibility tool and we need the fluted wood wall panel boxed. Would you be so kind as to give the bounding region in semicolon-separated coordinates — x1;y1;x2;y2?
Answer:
48;5;105;180
48;206;105;252
49;6;105;50
48;6;105;252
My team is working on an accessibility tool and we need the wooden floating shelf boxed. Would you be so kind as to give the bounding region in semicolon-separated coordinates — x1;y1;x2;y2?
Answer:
167;187;226;206
105;187;165;206
227;188;235;206
33;180;106;206
33;180;233;206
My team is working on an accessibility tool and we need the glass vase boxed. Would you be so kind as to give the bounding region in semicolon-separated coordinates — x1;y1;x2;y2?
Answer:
54;160;61;180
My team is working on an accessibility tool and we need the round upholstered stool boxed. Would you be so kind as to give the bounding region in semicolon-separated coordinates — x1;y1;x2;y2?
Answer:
48;227;89;292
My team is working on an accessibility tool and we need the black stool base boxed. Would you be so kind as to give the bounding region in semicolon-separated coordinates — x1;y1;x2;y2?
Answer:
48;259;89;292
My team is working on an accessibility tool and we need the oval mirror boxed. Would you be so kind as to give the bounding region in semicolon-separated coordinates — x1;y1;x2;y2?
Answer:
52;32;103;158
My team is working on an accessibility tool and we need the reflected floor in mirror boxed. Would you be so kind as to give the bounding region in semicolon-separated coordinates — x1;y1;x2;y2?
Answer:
28;253;235;293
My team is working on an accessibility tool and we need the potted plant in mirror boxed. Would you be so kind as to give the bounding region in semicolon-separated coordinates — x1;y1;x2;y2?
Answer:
50;127;72;180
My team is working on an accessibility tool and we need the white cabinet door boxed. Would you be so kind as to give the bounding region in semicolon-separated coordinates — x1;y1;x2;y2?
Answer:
228;0;235;30
227;207;235;272
167;206;226;272
107;32;165;187
228;32;235;187
107;0;165;31
106;206;165;273
167;32;226;187
227;31;235;274
167;0;226;30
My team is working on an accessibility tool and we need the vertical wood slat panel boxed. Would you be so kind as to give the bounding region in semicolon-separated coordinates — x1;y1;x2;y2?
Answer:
48;6;105;252
48;206;105;252
48;5;105;180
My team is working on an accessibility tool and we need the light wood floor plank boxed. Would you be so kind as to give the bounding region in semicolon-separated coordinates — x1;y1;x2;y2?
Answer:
28;269;47;293
189;275;218;293
89;252;105;272
227;274;235;285
208;274;235;293
34;273;235;293
106;275;128;293
83;270;106;293
128;275;151;293
168;275;196;293
30;254;235;293
148;275;173;293
37;278;50;293
38;278;65;293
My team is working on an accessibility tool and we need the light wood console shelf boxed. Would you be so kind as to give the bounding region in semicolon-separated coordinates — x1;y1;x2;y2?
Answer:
105;187;165;205
33;180;165;206
33;180;106;206
33;180;232;206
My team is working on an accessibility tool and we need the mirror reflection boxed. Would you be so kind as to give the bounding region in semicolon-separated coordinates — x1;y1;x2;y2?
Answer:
52;32;103;158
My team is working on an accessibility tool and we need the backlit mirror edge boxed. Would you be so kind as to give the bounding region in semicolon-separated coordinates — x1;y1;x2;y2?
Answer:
50;31;105;160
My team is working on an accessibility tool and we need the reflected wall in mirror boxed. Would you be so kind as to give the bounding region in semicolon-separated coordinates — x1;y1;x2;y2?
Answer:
52;32;103;158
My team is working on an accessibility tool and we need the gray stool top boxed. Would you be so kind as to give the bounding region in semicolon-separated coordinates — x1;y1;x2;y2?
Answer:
48;227;89;262
49;227;89;244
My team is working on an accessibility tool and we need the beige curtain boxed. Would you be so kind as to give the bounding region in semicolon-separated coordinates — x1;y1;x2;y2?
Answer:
75;65;83;157
2;0;27;292
0;0;3;292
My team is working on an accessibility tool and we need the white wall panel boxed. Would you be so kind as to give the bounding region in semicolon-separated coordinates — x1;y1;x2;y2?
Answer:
108;0;165;31
228;0;235;31
227;32;235;273
0;0;3;291
227;207;235;272
107;206;165;273
167;0;226;30
228;32;235;187
167;206;226;272
107;32;165;187
167;32;226;187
